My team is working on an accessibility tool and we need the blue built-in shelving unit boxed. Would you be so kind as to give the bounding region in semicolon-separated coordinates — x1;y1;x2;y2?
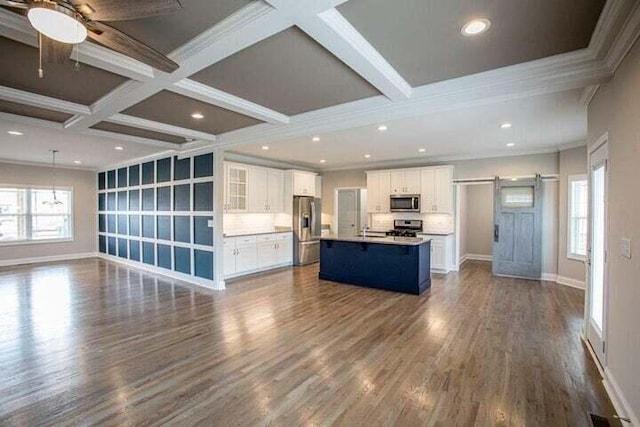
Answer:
97;152;216;285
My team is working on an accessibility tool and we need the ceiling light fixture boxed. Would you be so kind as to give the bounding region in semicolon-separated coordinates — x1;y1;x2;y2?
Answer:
261;145;270;150
378;125;388;132
28;2;87;44
73;160;82;164
501;122;512;129
191;112;204;120
418;148;426;153
319;159;326;164
506;143;515;148
461;19;491;37
115;146;124;151
364;154;371;159
7;130;24;136
312;136;321;142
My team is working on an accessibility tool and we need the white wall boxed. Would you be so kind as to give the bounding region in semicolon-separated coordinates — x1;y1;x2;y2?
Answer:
0;162;96;263
587;36;640;424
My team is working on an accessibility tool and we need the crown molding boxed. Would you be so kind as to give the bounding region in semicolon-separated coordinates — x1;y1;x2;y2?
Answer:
0;157;97;172
100;149;179;171
589;0;632;59
107;114;216;142
605;1;640;71
224;151;319;172
579;85;601;107
0;86;90;116
171;79;290;125
297;8;412;101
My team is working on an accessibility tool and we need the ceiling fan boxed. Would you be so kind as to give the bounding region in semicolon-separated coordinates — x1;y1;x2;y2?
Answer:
0;0;181;74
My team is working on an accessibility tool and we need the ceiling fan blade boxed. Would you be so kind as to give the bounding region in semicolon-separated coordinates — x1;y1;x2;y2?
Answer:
0;0;28;9
41;35;73;64
87;21;178;73
72;0;182;21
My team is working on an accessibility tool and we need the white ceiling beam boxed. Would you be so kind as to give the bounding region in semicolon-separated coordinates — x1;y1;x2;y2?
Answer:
65;1;292;131
216;51;613;148
107;114;217;142
0;8;155;81
0;86;90;116
171;79;290;125
297;8;412;101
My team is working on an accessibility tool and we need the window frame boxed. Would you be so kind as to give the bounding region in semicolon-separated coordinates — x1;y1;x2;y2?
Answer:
0;184;74;246
567;174;588;261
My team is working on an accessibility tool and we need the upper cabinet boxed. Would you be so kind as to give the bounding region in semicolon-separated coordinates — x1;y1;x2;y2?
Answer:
420;166;453;213
390;170;421;194
366;166;454;214
366;171;391;213
292;171;317;197
224;163;248;212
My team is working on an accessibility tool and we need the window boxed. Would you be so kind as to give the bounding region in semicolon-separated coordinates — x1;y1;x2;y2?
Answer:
501;186;534;208
0;187;73;244
568;175;588;260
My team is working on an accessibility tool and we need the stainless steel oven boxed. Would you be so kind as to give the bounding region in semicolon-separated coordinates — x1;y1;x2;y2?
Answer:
390;194;420;212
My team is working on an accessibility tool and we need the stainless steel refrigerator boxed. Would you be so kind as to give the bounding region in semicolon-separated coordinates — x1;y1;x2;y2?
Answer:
293;196;321;265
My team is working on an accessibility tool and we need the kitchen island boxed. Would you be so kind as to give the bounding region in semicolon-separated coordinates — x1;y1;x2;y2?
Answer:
319;235;431;295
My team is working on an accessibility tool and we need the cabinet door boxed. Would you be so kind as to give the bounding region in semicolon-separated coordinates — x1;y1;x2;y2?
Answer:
293;172;316;196
390;171;403;194
267;170;284;212
226;165;248;212
249;167;268;212
430;239;446;270
223;241;236;276
434;167;453;213
235;243;258;273
420;168;436;213
404;170;421;194
257;241;278;268
378;172;391;212
366;173;380;212
277;236;293;264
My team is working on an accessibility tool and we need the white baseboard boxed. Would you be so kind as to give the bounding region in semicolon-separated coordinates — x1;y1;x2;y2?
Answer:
96;253;224;290
603;368;639;427
465;253;493;262
0;252;97;267
541;273;586;290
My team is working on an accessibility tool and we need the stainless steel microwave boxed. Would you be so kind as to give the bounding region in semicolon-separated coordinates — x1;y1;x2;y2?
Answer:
390;194;420;212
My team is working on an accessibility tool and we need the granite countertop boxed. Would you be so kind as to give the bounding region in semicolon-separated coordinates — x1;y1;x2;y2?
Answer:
321;234;430;246
224;229;292;237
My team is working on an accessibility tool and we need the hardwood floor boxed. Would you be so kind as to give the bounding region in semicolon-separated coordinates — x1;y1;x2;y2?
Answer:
0;259;616;426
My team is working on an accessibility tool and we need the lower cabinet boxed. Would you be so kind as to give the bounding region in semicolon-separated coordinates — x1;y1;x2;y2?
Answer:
422;234;454;273
224;232;293;279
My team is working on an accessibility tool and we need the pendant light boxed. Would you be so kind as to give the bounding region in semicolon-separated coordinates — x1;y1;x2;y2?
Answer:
44;149;63;207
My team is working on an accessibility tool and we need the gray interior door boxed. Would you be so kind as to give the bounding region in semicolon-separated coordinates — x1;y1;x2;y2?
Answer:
492;176;543;279
337;189;358;236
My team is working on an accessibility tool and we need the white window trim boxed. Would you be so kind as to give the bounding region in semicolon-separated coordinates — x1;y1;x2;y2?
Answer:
0;185;74;246
567;174;587;261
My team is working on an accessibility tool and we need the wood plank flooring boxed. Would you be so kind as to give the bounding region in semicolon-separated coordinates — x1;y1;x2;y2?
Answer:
0;259;616;426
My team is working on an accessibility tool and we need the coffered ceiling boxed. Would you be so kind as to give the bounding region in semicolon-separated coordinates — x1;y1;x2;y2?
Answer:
0;0;637;169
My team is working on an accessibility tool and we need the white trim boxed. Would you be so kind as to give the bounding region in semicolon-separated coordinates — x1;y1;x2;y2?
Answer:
0;85;90;116
605;1;640;72
603;368;640;426
579;85;600;107
465;254;493;262
0;252;96;267
555;275;586;290
107;114;216;142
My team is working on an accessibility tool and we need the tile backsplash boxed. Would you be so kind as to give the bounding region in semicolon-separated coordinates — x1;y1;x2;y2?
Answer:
224;213;291;236
370;213;454;234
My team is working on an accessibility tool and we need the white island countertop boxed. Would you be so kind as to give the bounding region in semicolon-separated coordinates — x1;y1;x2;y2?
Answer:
320;234;430;246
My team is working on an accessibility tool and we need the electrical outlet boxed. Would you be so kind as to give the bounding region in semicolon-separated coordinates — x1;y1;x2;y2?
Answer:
620;238;632;259
207;219;214;228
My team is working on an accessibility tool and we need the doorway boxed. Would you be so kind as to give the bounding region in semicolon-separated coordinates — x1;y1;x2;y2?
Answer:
334;188;366;236
586;138;608;365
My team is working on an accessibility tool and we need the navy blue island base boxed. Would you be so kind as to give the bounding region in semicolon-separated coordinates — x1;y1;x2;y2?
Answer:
318;237;431;295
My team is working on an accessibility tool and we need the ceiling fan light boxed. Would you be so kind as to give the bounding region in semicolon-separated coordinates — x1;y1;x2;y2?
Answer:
28;3;87;44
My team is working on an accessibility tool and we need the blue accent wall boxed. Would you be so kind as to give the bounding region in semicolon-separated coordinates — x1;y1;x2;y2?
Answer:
98;153;216;284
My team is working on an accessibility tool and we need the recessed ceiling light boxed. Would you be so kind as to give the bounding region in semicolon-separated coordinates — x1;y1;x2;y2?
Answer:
511;178;518;182
7;130;23;136
73;160;82;164
364;154;371;159
378;125;388;132
506;143;515;148
501;122;512;129
191;112;204;120
115;146;124;151
461;19;491;36
312;136;321;142
418;148;426;153
319;159;326;163
261;145;270;150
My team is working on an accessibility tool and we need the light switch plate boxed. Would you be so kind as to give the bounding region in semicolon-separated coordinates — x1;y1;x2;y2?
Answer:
620;237;632;259
207;219;214;228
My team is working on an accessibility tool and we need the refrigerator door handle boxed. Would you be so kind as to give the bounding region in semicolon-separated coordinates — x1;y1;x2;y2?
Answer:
310;200;317;238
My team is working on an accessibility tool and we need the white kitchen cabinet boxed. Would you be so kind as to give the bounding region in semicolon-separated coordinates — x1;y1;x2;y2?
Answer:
366;171;391;213
292;171;317;196
390;170;421;194
420;166;453;213
248;167;284;213
422;234;454;273
224;233;293;279
224;164;248;212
